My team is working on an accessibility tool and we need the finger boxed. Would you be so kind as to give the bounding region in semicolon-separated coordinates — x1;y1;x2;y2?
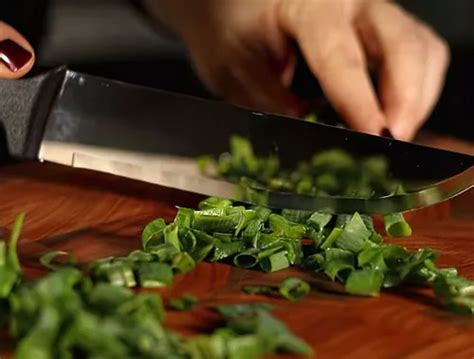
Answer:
197;52;306;117
0;21;35;79
416;26;450;133
357;3;445;141
276;1;386;135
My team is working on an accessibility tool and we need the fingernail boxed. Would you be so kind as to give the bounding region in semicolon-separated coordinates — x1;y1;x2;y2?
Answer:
381;128;394;139
0;39;33;72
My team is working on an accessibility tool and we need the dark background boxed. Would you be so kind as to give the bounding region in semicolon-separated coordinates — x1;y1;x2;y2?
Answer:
3;0;473;141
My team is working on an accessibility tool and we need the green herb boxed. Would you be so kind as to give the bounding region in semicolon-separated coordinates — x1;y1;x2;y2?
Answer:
2;217;315;359
214;303;313;356
278;277;311;301
39;251;77;270
384;213;412;237
0;213;24;298
168;294;198;311
243;277;310;302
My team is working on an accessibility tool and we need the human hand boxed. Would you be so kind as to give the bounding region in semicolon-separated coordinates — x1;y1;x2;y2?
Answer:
0;21;34;79
146;0;449;140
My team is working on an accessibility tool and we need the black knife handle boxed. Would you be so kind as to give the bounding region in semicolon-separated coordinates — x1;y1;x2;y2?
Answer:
0;66;66;161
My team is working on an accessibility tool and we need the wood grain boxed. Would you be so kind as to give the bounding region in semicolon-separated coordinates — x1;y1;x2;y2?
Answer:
0;160;473;359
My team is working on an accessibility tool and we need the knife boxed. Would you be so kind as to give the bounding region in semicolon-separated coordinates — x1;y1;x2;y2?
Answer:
0;67;472;214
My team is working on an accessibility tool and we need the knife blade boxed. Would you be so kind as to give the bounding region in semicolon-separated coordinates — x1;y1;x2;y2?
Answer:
0;67;472;214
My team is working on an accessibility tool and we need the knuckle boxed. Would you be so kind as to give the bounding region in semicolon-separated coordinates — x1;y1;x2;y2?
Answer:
316;36;365;70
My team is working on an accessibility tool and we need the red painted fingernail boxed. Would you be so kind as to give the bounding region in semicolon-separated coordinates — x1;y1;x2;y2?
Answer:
0;39;33;72
381;128;394;139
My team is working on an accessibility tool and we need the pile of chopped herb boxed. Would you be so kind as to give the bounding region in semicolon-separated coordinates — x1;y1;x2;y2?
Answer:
133;198;473;313
199;136;401;198
0;214;313;358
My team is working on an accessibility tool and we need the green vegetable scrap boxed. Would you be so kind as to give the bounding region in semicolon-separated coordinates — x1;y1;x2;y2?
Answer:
1;215;313;358
168;294;198;311
244;277;311;302
0;213;24;298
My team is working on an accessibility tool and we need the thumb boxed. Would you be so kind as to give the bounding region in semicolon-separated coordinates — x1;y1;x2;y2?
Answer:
0;21;34;79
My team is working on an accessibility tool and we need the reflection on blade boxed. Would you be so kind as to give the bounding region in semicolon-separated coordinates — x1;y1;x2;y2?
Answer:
39;140;473;214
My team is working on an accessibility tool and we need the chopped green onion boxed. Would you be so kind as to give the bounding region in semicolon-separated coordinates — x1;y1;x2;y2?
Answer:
241;285;279;297
8;212;24;272
279;277;310;301
259;251;290;273
345;267;384;296
141;218;166;250
40;251;77;271
137;262;173;288
233;250;260;269
168;294;198;311
383;213;412;237
171;252;196;274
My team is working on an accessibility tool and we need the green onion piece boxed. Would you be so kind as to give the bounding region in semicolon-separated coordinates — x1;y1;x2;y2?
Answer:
0;241;6;268
174;207;194;228
198;197;233;210
345;267;383;296
383;213;412;237
312;149;355;174
98;261;136;287
190;230;216;262
197;155;215;175
233;250;260;269
241;219;263;246
254;309;313;356
87;283;134;314
279;277;310;301
8;212;24;272
302;253;325;272
168;294;198;311
215;303;275;319
369;232;383;244
320;227;343;250
146;243;180;262
226;335;261;358
171;252;196;274
241;285;279;297
141;218;166;250
192;209;241;233
211;240;246;262
281;209;312;224
233;207;256;236
127;249;154;263
15;305;60;359
230;135;259;175
307;212;332;232
137;262;173;288
164;223;181;250
268;214;305;239
259;251;290;273
0;267;18;298
359;214;375;232
179;229;197;253
39;251;77;271
334;213;372;253
335;214;352;228
324;248;355;281
253;206;272;222
432;273;474;314
357;247;388;273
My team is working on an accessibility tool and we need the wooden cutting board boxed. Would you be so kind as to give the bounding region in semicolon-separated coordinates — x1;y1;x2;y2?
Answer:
0;146;473;358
